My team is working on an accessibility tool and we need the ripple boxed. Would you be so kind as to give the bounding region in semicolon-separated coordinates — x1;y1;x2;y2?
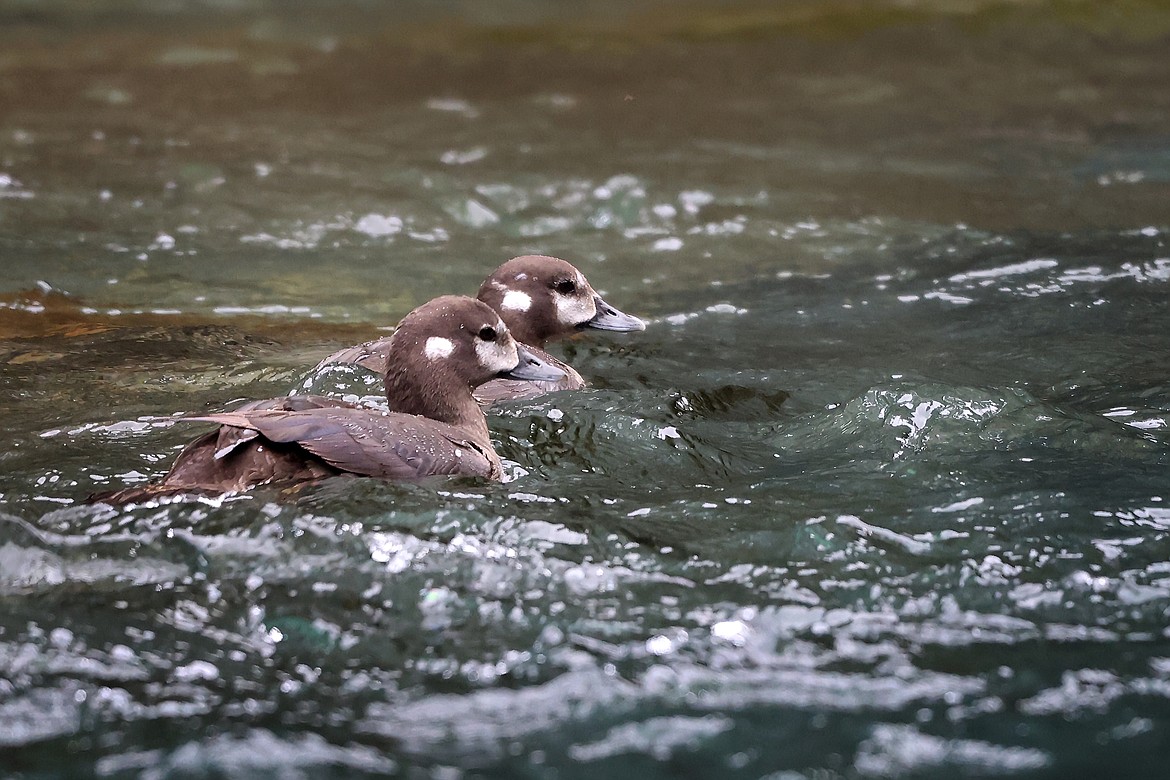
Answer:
855;725;1051;776
97;729;398;777
568;714;734;762
0;684;84;749
771;380;1162;471
358;668;639;762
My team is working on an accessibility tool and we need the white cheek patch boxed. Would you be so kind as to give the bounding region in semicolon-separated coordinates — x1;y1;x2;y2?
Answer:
475;337;518;374
424;336;455;361
501;289;532;312
554;290;597;326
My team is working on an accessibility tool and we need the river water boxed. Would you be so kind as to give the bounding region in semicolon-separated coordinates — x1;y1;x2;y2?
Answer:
2;1;1170;777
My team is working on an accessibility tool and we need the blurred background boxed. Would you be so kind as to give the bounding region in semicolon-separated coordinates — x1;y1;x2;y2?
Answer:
2;1;1170;778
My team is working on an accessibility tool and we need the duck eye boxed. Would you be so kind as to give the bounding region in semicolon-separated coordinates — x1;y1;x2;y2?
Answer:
554;279;577;295
478;326;497;342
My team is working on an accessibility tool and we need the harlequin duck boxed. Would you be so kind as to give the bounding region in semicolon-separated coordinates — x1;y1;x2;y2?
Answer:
316;255;645;404
91;296;564;503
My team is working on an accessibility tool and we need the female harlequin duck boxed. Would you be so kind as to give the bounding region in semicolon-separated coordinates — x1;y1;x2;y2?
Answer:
317;255;645;404
91;296;564;503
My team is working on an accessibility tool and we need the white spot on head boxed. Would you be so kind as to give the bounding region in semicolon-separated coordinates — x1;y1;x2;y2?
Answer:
424;336;455;360
501;289;532;312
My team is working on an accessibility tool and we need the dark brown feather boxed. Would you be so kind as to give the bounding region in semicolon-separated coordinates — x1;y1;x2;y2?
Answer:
88;296;521;504
185;408;497;480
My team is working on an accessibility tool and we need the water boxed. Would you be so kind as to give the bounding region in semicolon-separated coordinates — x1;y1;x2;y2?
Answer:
3;1;1170;777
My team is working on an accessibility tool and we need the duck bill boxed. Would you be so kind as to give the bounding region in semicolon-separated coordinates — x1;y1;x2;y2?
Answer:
500;344;567;382
581;295;646;332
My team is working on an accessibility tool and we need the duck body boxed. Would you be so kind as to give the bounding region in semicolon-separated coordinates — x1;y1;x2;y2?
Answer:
91;296;564;504
314;255;644;404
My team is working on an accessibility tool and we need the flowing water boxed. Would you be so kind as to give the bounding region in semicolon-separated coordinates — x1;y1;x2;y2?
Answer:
2;1;1170;777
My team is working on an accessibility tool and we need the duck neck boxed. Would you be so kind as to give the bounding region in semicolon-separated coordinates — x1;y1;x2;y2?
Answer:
384;367;492;446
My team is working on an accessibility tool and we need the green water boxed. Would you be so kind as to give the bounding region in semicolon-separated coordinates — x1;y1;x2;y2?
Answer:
3;1;1170;777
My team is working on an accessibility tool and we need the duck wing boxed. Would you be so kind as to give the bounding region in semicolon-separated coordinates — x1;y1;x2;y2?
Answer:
210;396;364;460
184;407;496;480
314;336;393;375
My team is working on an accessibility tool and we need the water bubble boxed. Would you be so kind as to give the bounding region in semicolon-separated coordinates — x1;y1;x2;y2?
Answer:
440;147;488;165
353;214;403;237
652;237;684;252
645;634;676;656
711;619;749;646
49;628;74;648
426;97;479;117
174;660;219;683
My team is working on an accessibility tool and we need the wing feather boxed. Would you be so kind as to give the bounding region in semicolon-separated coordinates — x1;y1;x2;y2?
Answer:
181;406;495;480
195;396;367;461
314;337;393;375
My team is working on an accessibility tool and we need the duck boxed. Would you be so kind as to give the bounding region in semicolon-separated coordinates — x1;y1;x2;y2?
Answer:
90;296;565;504
315;255;645;404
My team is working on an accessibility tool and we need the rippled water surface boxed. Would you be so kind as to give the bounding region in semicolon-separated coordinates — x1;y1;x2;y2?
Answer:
3;1;1170;777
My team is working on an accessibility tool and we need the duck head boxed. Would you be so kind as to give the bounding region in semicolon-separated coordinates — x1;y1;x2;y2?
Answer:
383;295;565;421
477;255;645;348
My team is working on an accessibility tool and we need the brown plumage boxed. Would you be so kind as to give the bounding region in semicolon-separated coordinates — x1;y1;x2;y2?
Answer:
316;255;645;403
90;296;565;504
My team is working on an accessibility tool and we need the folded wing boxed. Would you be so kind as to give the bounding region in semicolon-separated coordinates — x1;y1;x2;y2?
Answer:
186;407;495;480
314;337;393;375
